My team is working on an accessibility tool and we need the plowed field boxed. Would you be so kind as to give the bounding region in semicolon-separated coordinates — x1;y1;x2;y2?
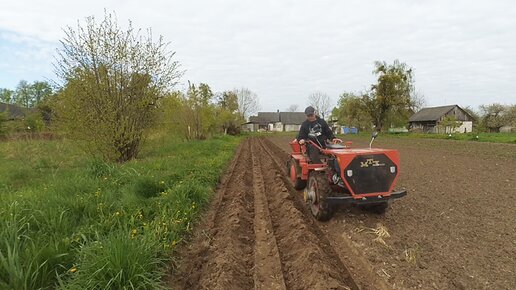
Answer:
169;136;515;290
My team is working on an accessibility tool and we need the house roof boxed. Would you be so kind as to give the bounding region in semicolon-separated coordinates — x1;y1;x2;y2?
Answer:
409;105;458;122
249;115;270;125
257;112;280;122
248;111;307;125
280;112;306;125
0;102;34;119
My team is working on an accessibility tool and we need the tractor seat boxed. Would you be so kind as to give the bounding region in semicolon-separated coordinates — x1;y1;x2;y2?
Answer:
326;143;346;149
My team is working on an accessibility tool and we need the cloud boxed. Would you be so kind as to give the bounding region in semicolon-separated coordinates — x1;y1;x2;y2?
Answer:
0;0;515;110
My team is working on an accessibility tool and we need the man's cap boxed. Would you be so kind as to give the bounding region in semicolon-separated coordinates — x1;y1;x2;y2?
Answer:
304;106;316;115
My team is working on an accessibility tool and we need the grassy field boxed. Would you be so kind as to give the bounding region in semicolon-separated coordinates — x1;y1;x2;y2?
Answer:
0;134;242;289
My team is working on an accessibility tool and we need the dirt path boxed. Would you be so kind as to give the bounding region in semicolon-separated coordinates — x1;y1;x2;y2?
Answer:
169;138;366;290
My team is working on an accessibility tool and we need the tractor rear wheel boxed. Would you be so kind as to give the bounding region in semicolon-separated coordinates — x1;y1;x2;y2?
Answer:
306;172;334;221
289;158;306;190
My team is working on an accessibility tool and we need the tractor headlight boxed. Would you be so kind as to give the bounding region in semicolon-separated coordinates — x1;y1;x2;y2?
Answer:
347;170;353;177
390;166;396;173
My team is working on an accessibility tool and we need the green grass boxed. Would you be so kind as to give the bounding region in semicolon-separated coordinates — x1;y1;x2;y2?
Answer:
0;134;242;289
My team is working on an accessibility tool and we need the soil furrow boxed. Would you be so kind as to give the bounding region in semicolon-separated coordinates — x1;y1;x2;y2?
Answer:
250;141;287;290
170;139;255;290
170;137;370;290
254;138;357;290
259;137;391;290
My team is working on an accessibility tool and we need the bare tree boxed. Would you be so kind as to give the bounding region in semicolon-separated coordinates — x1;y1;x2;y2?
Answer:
235;87;260;119
411;90;426;112
286;104;299;112
307;91;332;119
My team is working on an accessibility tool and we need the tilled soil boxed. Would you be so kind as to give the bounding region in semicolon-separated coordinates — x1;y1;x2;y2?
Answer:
169;138;367;290
169;136;516;290
267;135;516;290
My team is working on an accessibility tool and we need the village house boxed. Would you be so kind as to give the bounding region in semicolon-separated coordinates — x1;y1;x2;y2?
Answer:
242;111;306;132
408;104;474;133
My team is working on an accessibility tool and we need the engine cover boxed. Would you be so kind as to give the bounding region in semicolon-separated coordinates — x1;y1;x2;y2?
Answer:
343;154;397;194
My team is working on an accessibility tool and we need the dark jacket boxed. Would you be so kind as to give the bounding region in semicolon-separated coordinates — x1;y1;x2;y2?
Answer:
297;117;335;147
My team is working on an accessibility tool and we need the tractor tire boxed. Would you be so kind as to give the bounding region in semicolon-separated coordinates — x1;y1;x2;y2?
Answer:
362;201;389;214
289;158;307;190
307;172;334;221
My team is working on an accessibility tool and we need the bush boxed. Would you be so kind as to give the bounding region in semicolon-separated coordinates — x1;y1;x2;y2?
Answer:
53;12;182;162
0;112;6;136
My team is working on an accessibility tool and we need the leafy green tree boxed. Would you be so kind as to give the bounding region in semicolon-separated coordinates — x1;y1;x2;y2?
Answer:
217;91;242;135
31;81;53;106
14;80;33;108
333;92;371;130
166;82;217;140
479;103;510;132
506;105;516;127
0;88;14;104
362;60;417;130
53;12;181;162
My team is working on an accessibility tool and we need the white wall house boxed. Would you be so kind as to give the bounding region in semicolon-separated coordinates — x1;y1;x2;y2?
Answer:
243;111;306;132
409;105;474;133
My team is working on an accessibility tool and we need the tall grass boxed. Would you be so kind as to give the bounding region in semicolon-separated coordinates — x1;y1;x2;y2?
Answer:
0;134;241;289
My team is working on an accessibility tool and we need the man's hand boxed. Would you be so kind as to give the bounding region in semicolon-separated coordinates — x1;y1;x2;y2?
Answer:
332;138;342;144
298;139;306;145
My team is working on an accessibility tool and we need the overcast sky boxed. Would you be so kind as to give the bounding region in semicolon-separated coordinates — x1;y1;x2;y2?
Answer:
1;0;515;112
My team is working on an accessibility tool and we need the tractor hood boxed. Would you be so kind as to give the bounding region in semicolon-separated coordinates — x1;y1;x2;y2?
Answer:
331;149;400;196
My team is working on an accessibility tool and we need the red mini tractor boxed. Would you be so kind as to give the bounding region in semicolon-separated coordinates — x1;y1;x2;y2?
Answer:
288;132;406;221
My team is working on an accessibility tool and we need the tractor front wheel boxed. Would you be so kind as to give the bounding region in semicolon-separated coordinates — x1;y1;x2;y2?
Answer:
289;158;307;190
306;172;334;221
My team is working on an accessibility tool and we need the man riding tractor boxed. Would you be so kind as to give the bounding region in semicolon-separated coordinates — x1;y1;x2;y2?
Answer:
293;106;342;163
289;106;407;221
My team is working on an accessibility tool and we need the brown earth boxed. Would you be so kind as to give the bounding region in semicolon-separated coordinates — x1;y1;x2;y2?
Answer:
169;135;516;290
267;134;516;290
